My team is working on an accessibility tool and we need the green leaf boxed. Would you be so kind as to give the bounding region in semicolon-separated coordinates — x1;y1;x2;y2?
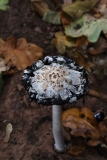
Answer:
62;0;99;20
0;0;9;11
0;72;3;93
43;10;61;25
65;14;107;42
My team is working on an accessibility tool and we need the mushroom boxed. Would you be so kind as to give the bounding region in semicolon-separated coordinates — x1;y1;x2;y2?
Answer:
22;56;88;153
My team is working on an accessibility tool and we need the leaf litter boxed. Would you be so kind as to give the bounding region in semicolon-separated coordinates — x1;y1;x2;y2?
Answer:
31;0;107;101
0;36;44;74
62;107;107;155
0;0;107;158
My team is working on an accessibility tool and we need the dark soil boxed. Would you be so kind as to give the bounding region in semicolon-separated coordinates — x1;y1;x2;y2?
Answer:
0;0;107;160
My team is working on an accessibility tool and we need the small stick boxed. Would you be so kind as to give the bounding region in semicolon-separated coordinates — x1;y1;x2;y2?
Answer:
3;123;13;143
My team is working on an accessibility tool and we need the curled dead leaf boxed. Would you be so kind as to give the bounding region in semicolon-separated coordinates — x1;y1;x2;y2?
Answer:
0;36;44;74
69;145;85;156
62;107;101;146
3;123;13;143
80;107;98;127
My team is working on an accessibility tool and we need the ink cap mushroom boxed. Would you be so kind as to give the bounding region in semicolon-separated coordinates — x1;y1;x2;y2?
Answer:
22;55;88;153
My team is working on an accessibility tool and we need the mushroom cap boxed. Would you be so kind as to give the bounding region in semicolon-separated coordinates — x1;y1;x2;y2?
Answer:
22;56;88;105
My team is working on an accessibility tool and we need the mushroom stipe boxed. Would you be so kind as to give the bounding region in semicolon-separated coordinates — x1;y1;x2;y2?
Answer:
22;55;88;153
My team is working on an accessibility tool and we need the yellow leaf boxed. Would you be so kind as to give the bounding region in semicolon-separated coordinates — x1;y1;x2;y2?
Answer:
51;31;75;54
62;107;101;146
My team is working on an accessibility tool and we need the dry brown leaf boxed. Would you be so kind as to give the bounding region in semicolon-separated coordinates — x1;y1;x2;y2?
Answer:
89;89;107;103
63;0;72;6
54;0;72;5
80;107;98;127
75;36;89;47
0;57;7;72
98;117;107;143
60;10;73;26
88;37;107;55
94;0;107;17
54;0;61;4
69;145;85;156
73;53;95;72
3;123;13;143
0;36;44;73
62;107;101;146
0;36;16;54
94;13;102;18
31;0;49;17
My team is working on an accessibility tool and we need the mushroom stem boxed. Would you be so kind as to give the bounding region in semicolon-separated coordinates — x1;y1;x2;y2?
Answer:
52;105;66;153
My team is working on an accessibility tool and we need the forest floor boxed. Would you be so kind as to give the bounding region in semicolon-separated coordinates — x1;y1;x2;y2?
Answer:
0;0;107;160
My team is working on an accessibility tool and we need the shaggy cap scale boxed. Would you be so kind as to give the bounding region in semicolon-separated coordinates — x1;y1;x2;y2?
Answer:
22;56;88;105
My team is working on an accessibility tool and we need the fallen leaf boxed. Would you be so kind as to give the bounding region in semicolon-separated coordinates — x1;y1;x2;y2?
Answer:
65;14;107;42
51;31;75;54
3;123;13;143
80;107;98;127
0;72;3;93
63;0;72;6
31;0;49;16
94;0;107;17
62;107;101;146
94;13;102;18
89;89;107;103
98;117;107;143
0;57;7;72
60;10;73;26
0;36;44;73
62;0;99;20
54;0;61;4
89;37;107;55
93;54;107;79
71;53;94;72
43;10;61;25
69;145;85;156
75;36;89;47
0;0;9;11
